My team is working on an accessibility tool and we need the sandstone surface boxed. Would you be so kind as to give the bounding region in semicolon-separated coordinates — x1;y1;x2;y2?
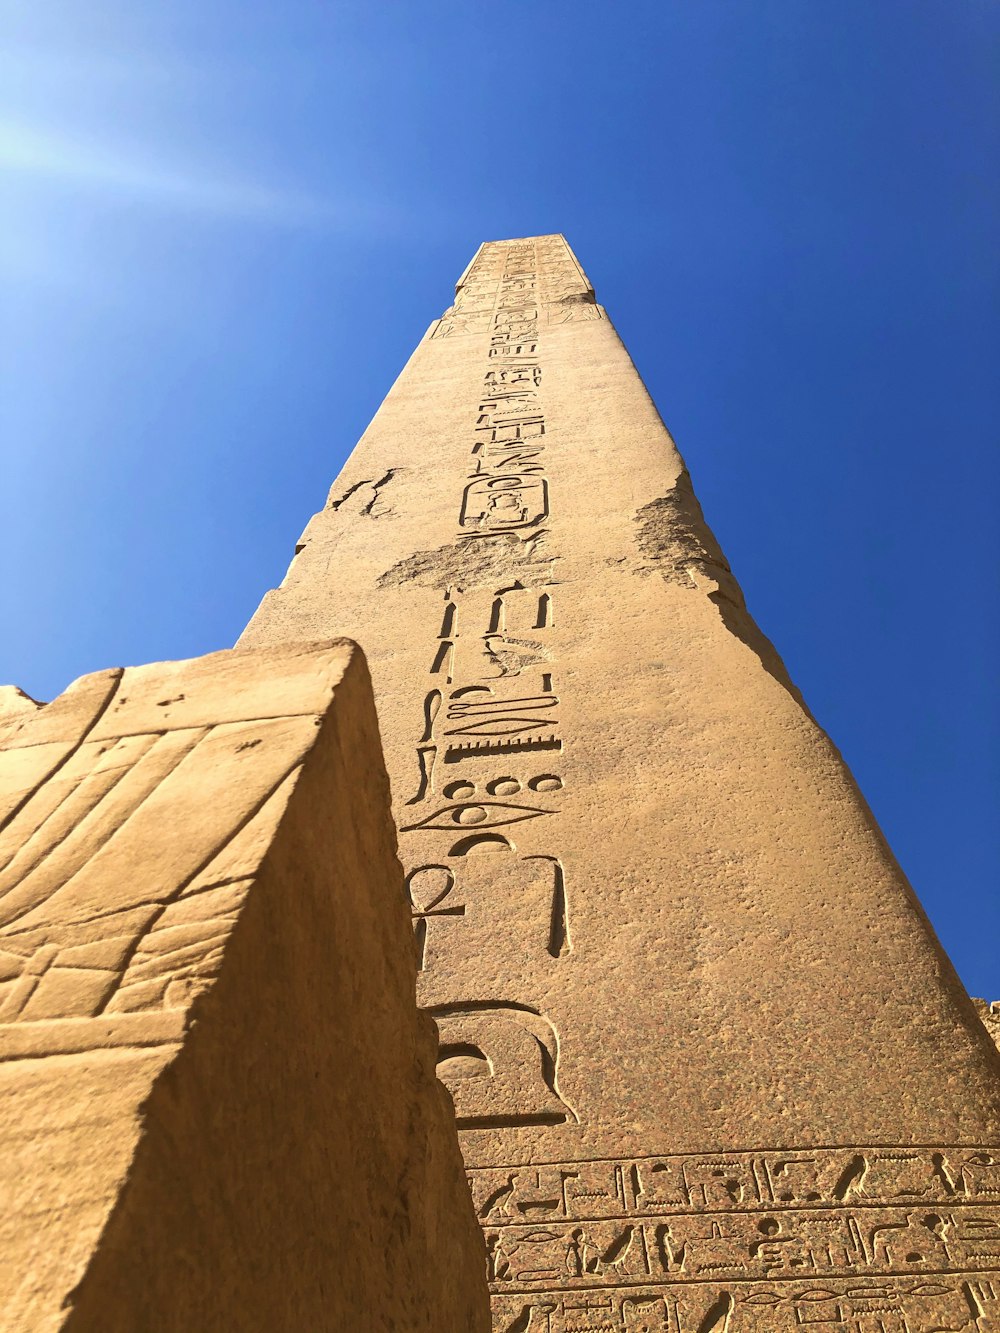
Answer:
242;235;1000;1330
975;999;1000;1054
0;641;489;1332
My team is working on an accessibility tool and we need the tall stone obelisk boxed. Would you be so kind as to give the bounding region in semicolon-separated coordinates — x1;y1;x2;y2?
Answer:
241;236;1000;1331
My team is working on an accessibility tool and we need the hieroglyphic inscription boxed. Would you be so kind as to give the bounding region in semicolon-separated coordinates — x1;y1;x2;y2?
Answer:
535;234;603;322
491;1278;1000;1332
472;1146;1000;1330
434;234;601;338
408;240;575;1131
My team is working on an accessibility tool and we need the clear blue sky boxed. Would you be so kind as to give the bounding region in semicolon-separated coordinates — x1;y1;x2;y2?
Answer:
2;2;998;997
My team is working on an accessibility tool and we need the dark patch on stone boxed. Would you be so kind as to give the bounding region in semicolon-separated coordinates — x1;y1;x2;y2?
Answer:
633;472;805;703
633;472;738;593
377;531;552;590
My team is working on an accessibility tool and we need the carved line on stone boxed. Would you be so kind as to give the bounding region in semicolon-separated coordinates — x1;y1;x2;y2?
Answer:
440;601;458;638
482;1205;1000;1290
401;800;554;835
448;833;514;856
428;1000;579;1128
526;855;570;959
0;1009;187;1062
431;641;455;682
493;1278;999;1333
406;745;436;805
0;729;211;935
0;728;207;922
467;1146;1000;1175
446;693;558;718
420;689;442;743
0;732;153;884
0;738;311;1025
493;1268;1000;1292
18;711;340;742
444;716;559;739
3;875;239;936
444;736;563;763
95;754;308;1014
478;1193;1000;1226
0;669;123;839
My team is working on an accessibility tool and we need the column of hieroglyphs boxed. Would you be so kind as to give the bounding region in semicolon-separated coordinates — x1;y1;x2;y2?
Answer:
241;236;1000;1331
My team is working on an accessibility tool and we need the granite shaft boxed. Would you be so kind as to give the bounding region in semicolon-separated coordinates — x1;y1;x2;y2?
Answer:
241;235;1000;1331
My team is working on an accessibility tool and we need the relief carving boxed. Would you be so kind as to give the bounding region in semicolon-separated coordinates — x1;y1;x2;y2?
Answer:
471;1147;1000;1327
0;650;349;1032
460;475;550;535
493;1279;1000;1332
431;1003;576;1129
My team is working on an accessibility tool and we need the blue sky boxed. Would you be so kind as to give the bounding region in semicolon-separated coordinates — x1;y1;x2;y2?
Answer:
2;2;998;996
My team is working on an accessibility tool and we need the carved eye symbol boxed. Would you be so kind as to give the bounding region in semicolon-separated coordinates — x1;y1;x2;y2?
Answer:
400;801;551;833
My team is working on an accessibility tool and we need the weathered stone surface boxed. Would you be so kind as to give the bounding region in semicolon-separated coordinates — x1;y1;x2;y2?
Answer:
0;641;489;1332
975;999;1000;1053
242;236;1000;1329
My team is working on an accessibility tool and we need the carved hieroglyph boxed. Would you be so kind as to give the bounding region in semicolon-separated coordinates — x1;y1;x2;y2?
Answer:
241;236;1000;1330
0;642;489;1332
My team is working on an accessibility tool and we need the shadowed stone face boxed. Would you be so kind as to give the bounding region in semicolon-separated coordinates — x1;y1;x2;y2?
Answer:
242;235;1000;1330
0;641;490;1332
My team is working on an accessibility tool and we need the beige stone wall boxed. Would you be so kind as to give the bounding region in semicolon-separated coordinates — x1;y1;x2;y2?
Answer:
242;236;1000;1330
0;642;489;1332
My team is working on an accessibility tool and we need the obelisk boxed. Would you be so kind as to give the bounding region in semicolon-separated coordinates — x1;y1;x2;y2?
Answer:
241;236;1000;1331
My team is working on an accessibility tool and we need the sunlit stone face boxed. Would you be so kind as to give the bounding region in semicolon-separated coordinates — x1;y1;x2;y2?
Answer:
241;235;1000;1330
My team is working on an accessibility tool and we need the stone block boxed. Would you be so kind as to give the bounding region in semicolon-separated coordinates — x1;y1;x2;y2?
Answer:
0;641;490;1331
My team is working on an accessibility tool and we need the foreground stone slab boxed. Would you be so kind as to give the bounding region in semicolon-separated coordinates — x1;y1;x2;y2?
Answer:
0;642;489;1332
242;236;1000;1330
